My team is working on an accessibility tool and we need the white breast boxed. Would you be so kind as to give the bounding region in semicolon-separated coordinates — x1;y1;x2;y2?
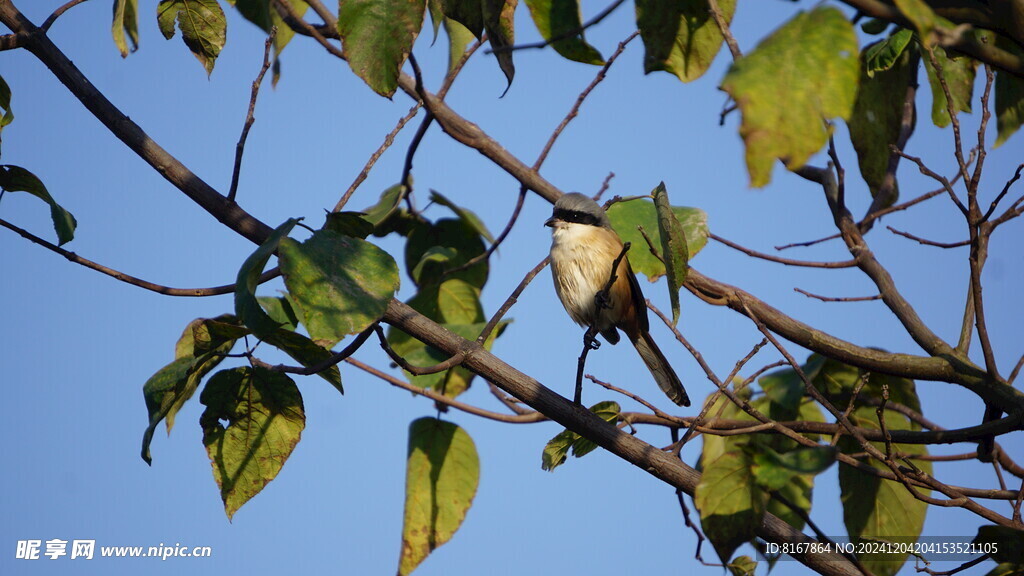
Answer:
549;223;624;332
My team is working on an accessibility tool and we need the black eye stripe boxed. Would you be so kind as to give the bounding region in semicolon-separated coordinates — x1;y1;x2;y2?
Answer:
553;207;601;227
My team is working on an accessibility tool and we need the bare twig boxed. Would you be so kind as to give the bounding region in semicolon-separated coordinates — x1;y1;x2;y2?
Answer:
886;226;969;248
486;0;626;55
251;324;375;376
41;0;89;31
0;217;280;296
592;172;615;201
375;324;470;376
793;288;882;303
534;31;638;169
983;163;1023;223
711;233;857;268
228;30;276;203
438;37;485;100
440;186;527;280
334;103;421;212
708;0;741;61
346;357;545;423
478;255;550;344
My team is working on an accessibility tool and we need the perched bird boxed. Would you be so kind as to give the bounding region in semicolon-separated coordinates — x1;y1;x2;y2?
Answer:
545;192;690;407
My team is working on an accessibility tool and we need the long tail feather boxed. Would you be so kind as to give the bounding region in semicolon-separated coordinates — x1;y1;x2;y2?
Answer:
632;331;689;407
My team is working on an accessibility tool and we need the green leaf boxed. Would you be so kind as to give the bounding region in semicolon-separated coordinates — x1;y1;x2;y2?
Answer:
541;429;576;471
0;165;77;245
848;40;915;205
893;0;937;41
810;354;923;417
324;211;374;239
759;367;804;419
235;219;298;339
406;218;488;289
922;46;977;129
427;0;444;40
429;190;494;243
157;0;227;76
767;473;813;531
399;417;479;576
264;329;343;394
652;182;688;324
200;367;305;520
728;555;758;576
0;74;13;140
524;0;603;65
860;18;890;35
337;0;425;97
278;229;400;347
482;0;516;91
362;183;406;229
839;407;930;576
437;279;484;324
636;0;735;83
995;40;1024;147
541;401;620;471
258;295;300;332
606;198;708;283
863;28;913;77
230;0;309;59
141;316;239;464
190;316;250;355
441;0;484;38
987;563;1024;576
444;17;476;73
721;6;859;187
695;449;766;563
750;445;835;491
975;526;1024;565
112;0;140;57
411;246;459;285
387;320;506;396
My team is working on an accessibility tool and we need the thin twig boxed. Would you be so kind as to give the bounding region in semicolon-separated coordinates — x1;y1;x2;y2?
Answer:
534;31;638;169
587;374;671;420
925;47;972;199
592;172;615;201
41;0;90;31
346;357;545;423
711;233;857;268
251;324;374;376
334;103;421;212
272;0;345;60
886;226;969;248
487;0;626;55
0;217;280;296
375;324;470;376
983;163;1023;222
228;30;276;203
794;288;882;303
438;37;485;100
440;187;527;279
707;0;741;61
478;255;549;344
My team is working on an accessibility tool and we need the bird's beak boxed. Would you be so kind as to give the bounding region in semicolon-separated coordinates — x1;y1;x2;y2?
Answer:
544;216;558;228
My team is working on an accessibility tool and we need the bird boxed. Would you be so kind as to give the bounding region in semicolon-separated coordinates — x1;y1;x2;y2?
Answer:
545;192;690;407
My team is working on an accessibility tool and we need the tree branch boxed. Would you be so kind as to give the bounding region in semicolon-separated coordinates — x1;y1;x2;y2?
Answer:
381;298;863;575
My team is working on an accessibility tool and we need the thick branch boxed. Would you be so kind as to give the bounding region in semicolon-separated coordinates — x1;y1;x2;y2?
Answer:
0;1;273;245
381;298;862;575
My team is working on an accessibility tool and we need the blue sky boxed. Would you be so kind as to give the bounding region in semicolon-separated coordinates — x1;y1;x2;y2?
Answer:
2;1;1022;575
